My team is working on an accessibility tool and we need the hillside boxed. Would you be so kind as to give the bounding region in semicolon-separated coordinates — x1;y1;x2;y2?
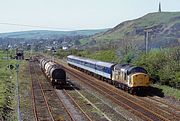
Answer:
0;29;108;39
81;12;180;49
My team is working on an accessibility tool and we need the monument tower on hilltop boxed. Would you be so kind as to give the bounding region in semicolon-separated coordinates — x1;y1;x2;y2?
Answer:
159;2;162;12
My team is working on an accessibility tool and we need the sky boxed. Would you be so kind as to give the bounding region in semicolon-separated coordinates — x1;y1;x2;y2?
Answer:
0;0;180;33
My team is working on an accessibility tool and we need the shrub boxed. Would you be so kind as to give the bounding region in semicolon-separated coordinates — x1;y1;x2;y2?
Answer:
133;47;180;89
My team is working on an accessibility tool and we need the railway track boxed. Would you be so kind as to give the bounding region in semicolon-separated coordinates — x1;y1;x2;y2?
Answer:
98;79;180;120
58;60;180;119
29;60;94;121
63;64;180;121
107;84;180;120
62;83;122;121
62;89;93;121
141;96;180;119
146;96;180;110
29;61;73;121
29;62;54;121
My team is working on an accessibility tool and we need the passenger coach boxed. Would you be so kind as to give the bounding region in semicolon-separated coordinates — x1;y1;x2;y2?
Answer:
67;55;115;79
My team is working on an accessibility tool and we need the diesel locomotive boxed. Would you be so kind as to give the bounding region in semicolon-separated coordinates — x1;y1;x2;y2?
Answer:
67;55;149;93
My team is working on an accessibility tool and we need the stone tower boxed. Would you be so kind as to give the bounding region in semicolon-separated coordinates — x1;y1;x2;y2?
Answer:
159;2;161;12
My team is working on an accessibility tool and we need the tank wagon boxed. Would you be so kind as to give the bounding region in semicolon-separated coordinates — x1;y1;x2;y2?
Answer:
39;58;66;87
67;55;149;94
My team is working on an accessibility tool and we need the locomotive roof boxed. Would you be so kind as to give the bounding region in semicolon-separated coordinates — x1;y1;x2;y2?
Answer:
114;64;147;74
68;55;115;68
114;64;130;70
127;66;147;74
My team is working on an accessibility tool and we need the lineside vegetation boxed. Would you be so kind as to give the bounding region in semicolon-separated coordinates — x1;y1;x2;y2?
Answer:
0;57;17;120
53;47;180;98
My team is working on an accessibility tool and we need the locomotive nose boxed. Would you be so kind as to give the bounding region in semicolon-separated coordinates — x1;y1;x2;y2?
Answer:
131;73;149;87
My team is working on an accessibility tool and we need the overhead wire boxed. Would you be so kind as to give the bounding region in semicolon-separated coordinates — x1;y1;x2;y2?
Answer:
0;22;75;31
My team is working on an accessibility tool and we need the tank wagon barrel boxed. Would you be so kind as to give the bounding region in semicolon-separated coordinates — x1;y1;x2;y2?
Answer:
39;58;66;88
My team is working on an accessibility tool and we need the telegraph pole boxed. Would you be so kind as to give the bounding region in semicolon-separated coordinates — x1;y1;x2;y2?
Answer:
51;47;56;62
16;63;21;121
144;28;153;54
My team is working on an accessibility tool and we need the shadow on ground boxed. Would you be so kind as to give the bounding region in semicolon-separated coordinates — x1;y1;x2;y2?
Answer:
56;80;80;90
137;86;164;97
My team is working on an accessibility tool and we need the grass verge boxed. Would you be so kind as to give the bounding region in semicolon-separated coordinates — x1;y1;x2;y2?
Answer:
19;60;34;121
152;84;180;100
0;59;17;120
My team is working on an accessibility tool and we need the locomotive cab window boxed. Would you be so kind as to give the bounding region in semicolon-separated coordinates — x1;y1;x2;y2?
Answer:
128;67;147;75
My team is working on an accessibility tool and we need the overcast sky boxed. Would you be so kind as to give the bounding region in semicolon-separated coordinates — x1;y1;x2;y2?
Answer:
0;0;179;33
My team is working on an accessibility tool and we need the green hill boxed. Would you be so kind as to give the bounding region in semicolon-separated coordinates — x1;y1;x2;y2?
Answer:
81;12;180;49
0;29;108;39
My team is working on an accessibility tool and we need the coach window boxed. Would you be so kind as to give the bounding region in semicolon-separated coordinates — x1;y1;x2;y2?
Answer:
107;68;109;73
101;66;104;71
88;63;91;68
87;62;90;67
90;63;93;68
102;66;104;71
106;68;108;73
97;65;101;71
108;68;111;74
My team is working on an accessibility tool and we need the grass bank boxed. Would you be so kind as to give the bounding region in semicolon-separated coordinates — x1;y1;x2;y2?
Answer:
0;59;17;120
152;84;180;100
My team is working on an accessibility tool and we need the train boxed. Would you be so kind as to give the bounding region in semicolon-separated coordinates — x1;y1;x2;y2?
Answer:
39;58;66;88
67;55;150;94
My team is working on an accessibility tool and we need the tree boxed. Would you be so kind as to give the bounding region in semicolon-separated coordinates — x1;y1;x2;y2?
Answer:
118;36;138;63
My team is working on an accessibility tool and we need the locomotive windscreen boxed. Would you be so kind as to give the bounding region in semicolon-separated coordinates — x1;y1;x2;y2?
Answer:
127;67;147;75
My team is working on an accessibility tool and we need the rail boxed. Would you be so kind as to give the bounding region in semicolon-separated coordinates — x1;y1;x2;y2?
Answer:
64;65;171;121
